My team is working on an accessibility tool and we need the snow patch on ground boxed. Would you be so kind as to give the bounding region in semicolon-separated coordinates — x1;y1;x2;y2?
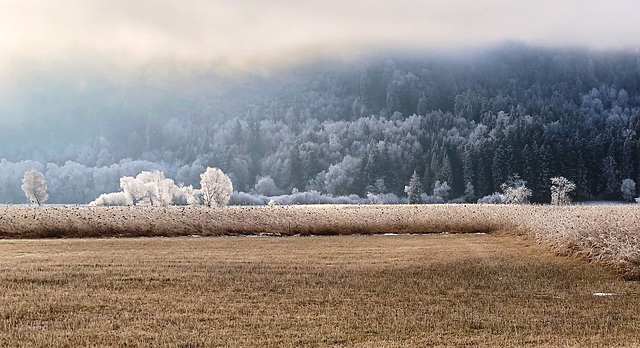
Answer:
593;292;615;296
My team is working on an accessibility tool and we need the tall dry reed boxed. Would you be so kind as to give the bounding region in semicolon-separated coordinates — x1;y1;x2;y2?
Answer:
0;204;638;279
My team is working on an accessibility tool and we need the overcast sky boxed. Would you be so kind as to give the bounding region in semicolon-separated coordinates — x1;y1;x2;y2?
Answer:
0;0;639;73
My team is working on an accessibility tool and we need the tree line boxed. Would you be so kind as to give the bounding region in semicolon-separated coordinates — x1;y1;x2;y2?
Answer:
2;44;640;203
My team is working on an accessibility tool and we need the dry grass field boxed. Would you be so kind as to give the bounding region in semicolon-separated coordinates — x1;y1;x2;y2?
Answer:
1;234;639;347
0;204;638;279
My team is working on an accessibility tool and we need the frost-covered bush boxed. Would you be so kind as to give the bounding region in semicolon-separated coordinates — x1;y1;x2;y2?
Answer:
278;190;333;205
369;192;405;204
254;176;283;196
500;177;532;204
621;178;636;202
449;196;468;204
367;192;382;204
433;181;450;202
328;194;367;205
376;193;405;204
229;191;268;205
172;185;202;205
477;193;504;204
229;190;369;205
89;192;128;206
550;176;576;205
420;194;445;204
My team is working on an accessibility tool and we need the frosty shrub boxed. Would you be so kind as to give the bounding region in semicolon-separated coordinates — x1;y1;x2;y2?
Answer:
550;176;576;205
433;181;451;202
21;169;49;205
200;167;233;207
228;191;267;205
500;176;531;204
172;184;201;205
89;192;128;206
448;196;468;204
420;194;445;204
367;192;382;204
228;191;371;205
621;178;636;202
477;193;504;204
376;193;405;204
254;176;282;197
369;192;405;204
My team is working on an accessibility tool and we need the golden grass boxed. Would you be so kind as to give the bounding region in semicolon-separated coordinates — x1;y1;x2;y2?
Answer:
0;234;639;347
0;204;638;279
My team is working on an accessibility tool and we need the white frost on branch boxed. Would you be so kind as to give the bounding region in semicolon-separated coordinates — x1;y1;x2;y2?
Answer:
200;167;233;207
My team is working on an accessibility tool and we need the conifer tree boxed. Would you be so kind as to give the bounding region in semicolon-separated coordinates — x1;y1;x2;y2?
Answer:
404;170;423;204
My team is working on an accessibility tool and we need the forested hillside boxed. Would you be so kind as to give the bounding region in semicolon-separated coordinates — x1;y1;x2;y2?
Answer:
2;44;640;203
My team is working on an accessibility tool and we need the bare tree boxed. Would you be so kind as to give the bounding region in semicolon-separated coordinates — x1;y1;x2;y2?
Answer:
21;169;49;205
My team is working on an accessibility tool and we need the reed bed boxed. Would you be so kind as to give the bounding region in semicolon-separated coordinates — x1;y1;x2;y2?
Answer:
0;204;638;279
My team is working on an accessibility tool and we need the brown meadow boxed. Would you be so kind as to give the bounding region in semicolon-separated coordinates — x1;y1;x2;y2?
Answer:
1;234;639;347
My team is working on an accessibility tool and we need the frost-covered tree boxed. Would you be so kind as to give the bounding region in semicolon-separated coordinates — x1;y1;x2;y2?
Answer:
143;171;175;206
621;178;636;202
200;167;233;207
324;156;362;196
550;176;576;205
21;169;49;205
119;176;147;206
172;184;202;205
134;171;159;205
404;170;422;204
500;176;531;204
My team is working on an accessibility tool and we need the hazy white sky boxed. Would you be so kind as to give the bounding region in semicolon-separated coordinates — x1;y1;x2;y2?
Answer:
0;0;639;71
